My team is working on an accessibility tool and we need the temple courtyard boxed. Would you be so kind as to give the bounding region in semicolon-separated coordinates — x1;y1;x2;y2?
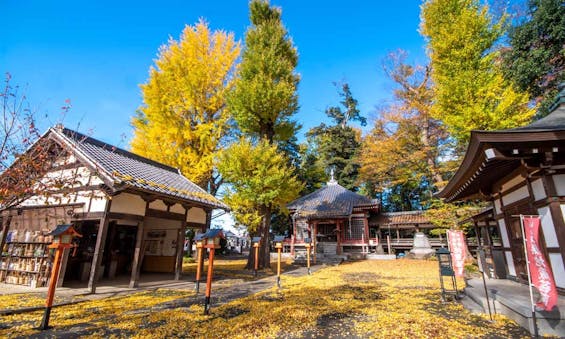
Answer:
0;258;535;338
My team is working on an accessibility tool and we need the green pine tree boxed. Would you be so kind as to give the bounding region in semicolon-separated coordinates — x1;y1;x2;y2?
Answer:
503;0;565;117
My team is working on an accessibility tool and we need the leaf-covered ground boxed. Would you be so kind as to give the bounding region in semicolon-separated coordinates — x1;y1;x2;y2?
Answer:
0;260;532;338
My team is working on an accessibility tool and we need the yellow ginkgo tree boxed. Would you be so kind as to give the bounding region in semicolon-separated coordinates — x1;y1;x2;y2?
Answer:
131;19;240;195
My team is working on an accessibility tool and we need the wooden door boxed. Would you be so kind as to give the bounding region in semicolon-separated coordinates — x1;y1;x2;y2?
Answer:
504;203;535;283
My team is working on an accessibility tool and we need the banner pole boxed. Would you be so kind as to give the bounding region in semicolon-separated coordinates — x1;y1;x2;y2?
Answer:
519;215;539;338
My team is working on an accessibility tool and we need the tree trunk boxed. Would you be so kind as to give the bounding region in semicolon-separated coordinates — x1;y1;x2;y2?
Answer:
245;204;272;270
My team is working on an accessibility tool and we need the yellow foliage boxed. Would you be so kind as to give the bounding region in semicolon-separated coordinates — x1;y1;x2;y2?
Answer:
131;19;240;193
0;260;532;338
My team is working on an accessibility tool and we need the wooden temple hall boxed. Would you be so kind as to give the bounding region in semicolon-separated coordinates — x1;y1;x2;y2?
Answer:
0;125;228;292
437;85;565;292
286;175;444;258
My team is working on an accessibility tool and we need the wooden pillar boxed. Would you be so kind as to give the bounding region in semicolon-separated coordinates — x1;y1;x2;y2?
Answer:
312;221;317;262
175;207;189;280
56;248;70;287
363;217;370;254
291;215;297;256
205;209;212;230
129;220;145;288
336;220;342;255
88;199;112;294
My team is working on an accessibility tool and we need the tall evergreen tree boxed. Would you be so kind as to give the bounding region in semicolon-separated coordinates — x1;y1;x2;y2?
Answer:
131;20;240;196
503;0;565;117
306;83;365;191
227;0;299;144
421;0;535;152
223;0;301;268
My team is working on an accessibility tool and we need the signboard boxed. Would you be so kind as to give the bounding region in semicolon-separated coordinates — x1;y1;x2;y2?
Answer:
522;216;557;311
447;230;466;277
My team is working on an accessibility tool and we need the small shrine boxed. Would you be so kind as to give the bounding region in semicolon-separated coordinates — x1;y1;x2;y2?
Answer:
287;173;379;257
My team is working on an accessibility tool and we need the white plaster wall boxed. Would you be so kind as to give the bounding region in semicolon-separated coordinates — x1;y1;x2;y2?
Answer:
187;207;206;224
505;251;516;276
494;199;502;215
539;206;559;248
149;200;168;211
549;253;565;289
502;186;529;206
531;178;546;201
170;203;186;214
498;219;510;247
553;174;565;196
89;191;108;212
110;193;145;215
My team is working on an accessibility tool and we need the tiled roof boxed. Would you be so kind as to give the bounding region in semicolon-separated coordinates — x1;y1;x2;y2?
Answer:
287;181;378;218
376;211;433;227
52;127;228;210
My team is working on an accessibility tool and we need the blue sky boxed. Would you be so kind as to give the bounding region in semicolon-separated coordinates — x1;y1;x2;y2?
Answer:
1;1;428;147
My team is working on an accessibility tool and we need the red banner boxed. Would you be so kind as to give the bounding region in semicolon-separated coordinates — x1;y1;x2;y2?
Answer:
522;216;558;311
447;230;466;277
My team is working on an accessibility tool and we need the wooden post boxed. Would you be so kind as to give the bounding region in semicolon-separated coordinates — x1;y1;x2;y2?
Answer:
56;248;70;287
174;226;185;280
253;243;259;277
363;217;370;253
337;220;342;255
88;199;112;294
39;246;63;330
312;222;317;264
195;242;203;293
203;247;216;315
306;243;311;275
129;221;145;288
387;235;391;254
276;243;282;288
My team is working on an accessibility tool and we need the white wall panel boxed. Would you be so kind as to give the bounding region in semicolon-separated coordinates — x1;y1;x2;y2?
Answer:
170;203;186;214
149;200;168;211
531;178;546;201
549;253;565;289
494;199;502;215
89;191;108;212
187;207;206;224
553;174;565;196
110;193;145;215
498;219;510;247
502;186;529;206
505;251;516;276
539;206;559;248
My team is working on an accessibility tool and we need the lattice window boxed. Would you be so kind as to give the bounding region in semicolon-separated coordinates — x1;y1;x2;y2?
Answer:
345;218;365;240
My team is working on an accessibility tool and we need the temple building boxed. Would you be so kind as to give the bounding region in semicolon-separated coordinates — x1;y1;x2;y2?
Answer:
287;176;379;257
0;125;228;292
437;86;565;292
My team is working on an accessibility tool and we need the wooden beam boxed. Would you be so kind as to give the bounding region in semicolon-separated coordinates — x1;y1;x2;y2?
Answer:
56;248;70;287
87;199;112;294
174;207;189;280
129;220;146;288
129;200;149;288
107;212;144;221
145;208;185;221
